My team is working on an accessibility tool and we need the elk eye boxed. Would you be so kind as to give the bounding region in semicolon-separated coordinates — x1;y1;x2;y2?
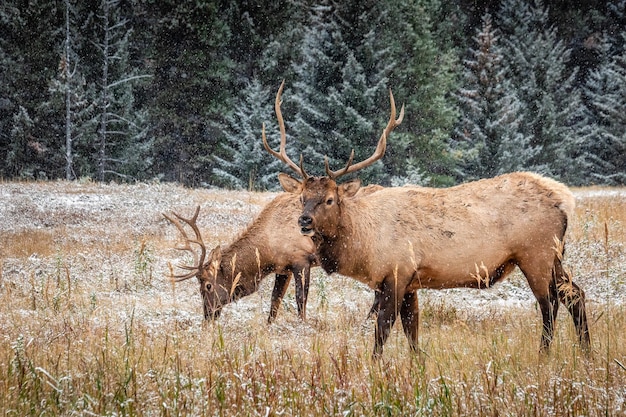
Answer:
204;283;212;292
326;198;334;206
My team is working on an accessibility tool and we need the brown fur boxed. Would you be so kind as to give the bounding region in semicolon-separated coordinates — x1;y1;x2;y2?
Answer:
281;171;590;358
169;185;385;322
169;193;317;322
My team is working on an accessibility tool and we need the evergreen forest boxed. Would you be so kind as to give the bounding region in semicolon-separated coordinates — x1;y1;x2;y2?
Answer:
1;0;625;189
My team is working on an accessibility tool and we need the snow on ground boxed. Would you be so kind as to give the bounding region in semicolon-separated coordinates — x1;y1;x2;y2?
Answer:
573;188;626;199
0;181;624;334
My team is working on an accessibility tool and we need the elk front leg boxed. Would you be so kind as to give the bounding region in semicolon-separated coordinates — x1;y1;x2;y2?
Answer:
367;286;382;320
268;273;291;324
293;264;310;321
373;278;404;359
400;290;419;354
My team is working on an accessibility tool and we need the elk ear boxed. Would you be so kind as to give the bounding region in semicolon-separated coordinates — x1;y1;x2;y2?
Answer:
338;178;361;199
209;245;222;265
278;173;302;193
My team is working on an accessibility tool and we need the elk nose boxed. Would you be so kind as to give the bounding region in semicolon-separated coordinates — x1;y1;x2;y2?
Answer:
298;215;312;228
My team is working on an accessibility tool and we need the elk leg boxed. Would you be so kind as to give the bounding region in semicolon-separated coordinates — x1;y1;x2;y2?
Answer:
373;278;403;359
556;270;590;352
293;264;310;321
268;273;291;324
536;278;559;353
553;257;591;351
400;290;419;354
519;259;561;353
367;287;382;319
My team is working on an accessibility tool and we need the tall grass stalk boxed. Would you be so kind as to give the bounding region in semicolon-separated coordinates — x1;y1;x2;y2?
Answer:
0;182;624;415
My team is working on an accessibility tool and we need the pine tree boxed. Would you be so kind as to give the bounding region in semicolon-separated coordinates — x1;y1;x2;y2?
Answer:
287;2;391;181
326;53;387;183
92;0;151;182
46;55;97;181
583;34;626;184
222;0;299;85
44;0;97;181
382;0;459;186
497;0;590;182
288;3;349;176
0;1;65;179
5;106;37;178
257;1;305;88
213;79;283;190
146;0;234;185
0;4;30;178
452;13;536;181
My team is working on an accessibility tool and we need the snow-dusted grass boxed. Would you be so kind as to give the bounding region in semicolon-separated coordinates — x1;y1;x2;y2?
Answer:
0;180;624;415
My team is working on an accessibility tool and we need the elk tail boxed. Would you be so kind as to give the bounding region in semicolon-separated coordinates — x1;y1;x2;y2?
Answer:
552;236;570;291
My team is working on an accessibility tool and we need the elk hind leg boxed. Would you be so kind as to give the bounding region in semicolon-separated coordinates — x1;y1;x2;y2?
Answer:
400;290;419;354
517;253;559;353
555;259;590;352
537;279;560;354
519;261;559;353
268;273;291;324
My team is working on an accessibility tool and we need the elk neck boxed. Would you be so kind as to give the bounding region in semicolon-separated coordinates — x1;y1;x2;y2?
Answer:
314;202;357;275
220;237;275;296
313;194;384;286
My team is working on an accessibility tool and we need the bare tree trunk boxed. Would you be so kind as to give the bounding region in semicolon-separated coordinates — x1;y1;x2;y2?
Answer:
64;0;73;181
98;0;110;182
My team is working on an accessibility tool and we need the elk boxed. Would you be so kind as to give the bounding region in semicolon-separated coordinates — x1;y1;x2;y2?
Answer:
265;82;590;358
164;82;384;323
164;193;318;323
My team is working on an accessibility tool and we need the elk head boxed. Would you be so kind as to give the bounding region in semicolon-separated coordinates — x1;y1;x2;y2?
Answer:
263;81;404;239
163;206;231;320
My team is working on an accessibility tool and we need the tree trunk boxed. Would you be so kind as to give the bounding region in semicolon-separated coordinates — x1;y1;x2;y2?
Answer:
64;0;73;181
98;0;110;182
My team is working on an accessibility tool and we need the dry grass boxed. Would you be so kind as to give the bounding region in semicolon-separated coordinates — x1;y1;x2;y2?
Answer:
570;188;626;244
0;229;57;258
0;181;625;416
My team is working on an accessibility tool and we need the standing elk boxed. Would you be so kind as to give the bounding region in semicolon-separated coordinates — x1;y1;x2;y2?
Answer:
264;82;590;358
164;193;317;323
163;82;384;323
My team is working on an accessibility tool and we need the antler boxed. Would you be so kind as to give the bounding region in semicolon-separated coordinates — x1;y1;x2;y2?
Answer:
262;80;309;179
163;206;207;282
325;89;405;180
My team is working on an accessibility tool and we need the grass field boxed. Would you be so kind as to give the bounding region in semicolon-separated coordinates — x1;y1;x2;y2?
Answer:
0;180;624;416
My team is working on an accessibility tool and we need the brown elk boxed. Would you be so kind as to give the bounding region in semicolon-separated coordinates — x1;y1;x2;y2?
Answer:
164;194;317;323
164;83;384;323
265;83;590;358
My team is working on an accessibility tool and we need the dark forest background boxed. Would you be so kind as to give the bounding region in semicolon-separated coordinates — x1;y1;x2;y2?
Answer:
1;0;625;189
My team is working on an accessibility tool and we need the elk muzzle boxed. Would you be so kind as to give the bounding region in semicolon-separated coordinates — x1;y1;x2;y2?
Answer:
203;304;222;320
202;293;223;320
201;281;226;320
298;214;314;236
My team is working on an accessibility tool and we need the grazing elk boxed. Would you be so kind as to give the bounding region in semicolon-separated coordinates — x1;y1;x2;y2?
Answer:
164;193;318;323
264;82;590;358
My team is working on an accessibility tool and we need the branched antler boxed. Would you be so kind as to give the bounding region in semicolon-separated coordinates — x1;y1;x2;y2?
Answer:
325;89;405;180
263;82;404;181
262;80;309;179
163;205;207;282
